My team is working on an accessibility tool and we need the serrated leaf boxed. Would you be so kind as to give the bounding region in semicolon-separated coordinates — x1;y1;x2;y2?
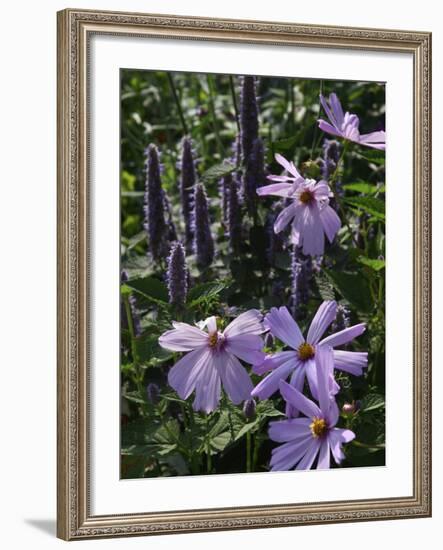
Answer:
126;276;169;304
187;280;230;306
235;420;259;441
357;256;385;271
344;196;385;221
361;393;385;413
359;149;385;165
324;269;373;313
201;161;235;183
315;273;336;301
342;182;378;194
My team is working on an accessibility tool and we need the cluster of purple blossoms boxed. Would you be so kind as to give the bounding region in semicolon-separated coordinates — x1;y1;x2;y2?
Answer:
143;144;170;261
166;242;188;307
193;183;215;270
179;137;197;253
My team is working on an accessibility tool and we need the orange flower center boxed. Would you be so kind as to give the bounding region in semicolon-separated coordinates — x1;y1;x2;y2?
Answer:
299;190;314;204
310;417;328;438
208;332;219;348
297;342;315;361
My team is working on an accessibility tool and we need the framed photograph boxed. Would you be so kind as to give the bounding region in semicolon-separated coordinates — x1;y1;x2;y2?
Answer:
57;8;431;540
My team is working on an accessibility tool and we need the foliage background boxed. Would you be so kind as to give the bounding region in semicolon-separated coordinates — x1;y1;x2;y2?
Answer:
120;70;386;478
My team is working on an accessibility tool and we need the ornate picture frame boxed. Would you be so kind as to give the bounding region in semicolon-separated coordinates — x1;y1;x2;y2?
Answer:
57;8;431;540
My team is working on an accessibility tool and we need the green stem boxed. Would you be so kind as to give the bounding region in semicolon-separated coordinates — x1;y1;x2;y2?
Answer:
187;403;199;475
252;434;260;471
206;415;212;474
206;75;224;157
167;72;189;135
246;431;252;473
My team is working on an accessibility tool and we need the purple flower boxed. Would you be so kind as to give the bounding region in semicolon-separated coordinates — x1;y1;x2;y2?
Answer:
269;346;355;471
251;301;367;411
159;311;266;413
193;183;215;269
242;137;265;216
318;93;385;150
166;242;188;307
239;76;259;164
219;173;231;223
179;137;196;252
257;154;341;256
143;144;168;261
228;175;243;254
290;247;312;321
320;139;340;180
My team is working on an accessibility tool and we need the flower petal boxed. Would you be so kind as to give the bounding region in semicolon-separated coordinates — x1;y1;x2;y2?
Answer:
257;182;294;197
279;379;322;419
252;351;298;375
306;300;337;345
192;360;221;413
315;345;335;414
320;205;341;243
214;351;253;404
319;323;366;347
159;323;208;351
329;93;345;128
295;438;321;470
274;203;298;233
359;131;386;150
225;334;265;365
251;359;296;400
329;428;355;464
269;418;311;443
264;306;304;349
168;347;212;399
318;119;343;139
301;204;325;256
285;363;307;418
275;153;302;180
223;309;263;337
316;439;331;469
270;436;312;471
333;350;368;375
320;94;339;128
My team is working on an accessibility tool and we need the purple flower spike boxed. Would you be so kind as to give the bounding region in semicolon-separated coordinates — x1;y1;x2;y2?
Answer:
251;301;368;410
166;242;188;307
228;176;243;254
159;310;266;413
220;173;232;223
143;144;168;261
239;76;259;164
193;183;215;269
318;93;385;150
257;154;341;256
179;137;197;252
290;247;312;322
243;137;265;216
269;346;355;471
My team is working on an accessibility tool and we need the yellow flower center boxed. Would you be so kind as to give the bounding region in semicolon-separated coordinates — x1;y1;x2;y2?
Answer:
208;332;218;348
297;342;315;361
299;190;314;204
310;417;328;438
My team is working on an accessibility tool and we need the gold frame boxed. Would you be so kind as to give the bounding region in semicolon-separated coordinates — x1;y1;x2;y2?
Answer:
57;8;432;540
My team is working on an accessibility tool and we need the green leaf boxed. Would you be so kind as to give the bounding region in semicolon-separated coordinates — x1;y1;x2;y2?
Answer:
133;332;163;363
126;276;169;304
201;161;235;183
357;256;385;271
324;269;373;313
361;393;385;413
272;136;298;151
235;420;259;441
344;196;385;220
187;280;230;306
342;182;378;195
359;149;385;166
315;272;336;301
